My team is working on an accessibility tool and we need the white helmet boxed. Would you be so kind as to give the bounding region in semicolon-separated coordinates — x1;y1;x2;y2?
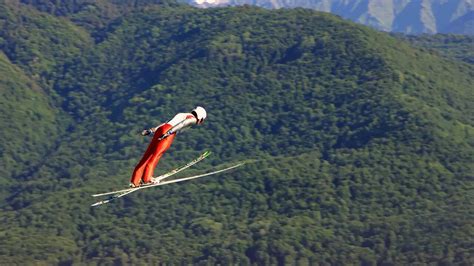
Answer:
192;106;207;124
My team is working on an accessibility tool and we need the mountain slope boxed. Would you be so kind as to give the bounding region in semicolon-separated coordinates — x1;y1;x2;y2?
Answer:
0;3;472;264
0;0;91;190
0;2;92;75
186;0;474;34
0;52;58;184
395;33;474;64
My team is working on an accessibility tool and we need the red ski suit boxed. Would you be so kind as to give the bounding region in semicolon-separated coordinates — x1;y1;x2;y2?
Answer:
130;113;197;187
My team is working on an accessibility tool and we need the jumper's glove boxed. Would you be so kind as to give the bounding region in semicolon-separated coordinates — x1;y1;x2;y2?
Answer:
158;131;172;140
141;129;152;136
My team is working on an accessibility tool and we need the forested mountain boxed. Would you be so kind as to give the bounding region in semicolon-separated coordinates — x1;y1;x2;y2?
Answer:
1;0;473;264
394;33;474;65
185;0;474;35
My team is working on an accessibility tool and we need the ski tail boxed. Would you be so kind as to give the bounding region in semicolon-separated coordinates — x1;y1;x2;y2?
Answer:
91;188;136;207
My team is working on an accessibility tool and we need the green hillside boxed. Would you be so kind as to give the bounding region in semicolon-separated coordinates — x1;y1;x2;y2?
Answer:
0;2;473;264
394;34;474;65
0;52;58;185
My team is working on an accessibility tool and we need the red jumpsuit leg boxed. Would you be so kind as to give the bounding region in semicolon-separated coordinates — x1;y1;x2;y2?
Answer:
142;131;175;183
130;124;176;186
130;148;154;186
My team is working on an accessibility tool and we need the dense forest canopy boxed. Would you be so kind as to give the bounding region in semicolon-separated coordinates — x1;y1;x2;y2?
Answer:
0;0;473;264
394;33;474;65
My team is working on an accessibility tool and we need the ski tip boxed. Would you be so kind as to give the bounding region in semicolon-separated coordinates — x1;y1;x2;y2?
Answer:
203;150;212;157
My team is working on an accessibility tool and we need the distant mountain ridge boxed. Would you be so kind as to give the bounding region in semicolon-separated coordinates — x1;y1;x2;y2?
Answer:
186;0;474;34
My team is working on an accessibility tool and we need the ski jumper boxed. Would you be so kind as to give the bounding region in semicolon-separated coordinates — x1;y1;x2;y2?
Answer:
130;113;198;187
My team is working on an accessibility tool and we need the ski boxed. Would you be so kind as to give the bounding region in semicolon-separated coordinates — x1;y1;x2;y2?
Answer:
92;151;211;198
91;162;244;207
